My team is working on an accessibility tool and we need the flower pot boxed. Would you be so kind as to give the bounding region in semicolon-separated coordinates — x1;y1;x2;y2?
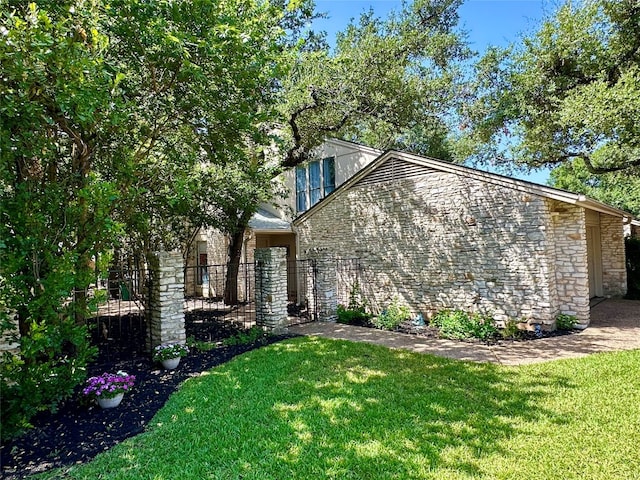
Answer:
161;357;181;370
97;392;124;409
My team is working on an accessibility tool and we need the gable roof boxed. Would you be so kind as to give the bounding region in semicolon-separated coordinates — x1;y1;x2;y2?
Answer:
293;149;635;225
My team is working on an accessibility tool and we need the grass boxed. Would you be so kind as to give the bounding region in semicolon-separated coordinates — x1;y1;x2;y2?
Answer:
41;338;640;479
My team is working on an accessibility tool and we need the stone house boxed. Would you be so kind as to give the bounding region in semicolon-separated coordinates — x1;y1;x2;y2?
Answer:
293;149;633;329
185;139;382;300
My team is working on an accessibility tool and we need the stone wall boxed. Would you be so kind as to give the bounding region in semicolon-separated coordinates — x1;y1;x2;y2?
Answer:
147;251;186;349
296;168;571;326
600;213;627;296
255;247;289;333
304;248;338;322
546;200;590;327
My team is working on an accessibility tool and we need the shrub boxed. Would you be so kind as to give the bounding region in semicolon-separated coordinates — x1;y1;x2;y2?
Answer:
222;326;267;346
431;309;498;341
501;318;524;339
556;314;577;330
0;318;97;441
372;297;411;330
187;336;217;352
337;282;372;325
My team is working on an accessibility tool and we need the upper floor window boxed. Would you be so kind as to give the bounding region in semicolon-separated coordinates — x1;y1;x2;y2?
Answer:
295;156;336;213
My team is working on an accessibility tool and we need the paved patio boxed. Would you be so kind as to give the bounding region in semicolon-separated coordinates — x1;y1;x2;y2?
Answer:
290;298;640;365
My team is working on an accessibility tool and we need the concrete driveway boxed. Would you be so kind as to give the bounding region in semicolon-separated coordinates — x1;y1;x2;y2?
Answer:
290;298;640;365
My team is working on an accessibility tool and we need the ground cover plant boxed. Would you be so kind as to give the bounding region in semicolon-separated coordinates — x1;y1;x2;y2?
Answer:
25;337;640;480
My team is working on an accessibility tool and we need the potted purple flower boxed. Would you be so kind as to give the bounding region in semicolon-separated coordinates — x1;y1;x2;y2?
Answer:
83;371;136;409
153;342;189;369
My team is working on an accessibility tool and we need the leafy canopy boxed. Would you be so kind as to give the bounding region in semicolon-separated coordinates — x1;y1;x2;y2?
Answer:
459;0;640;178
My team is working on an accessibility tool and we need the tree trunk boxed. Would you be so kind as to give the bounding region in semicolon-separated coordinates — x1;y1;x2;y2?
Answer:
223;228;245;305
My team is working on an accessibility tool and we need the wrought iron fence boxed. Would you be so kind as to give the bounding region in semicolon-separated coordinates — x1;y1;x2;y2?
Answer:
286;259;317;325
184;263;256;331
83;266;149;364
336;258;364;307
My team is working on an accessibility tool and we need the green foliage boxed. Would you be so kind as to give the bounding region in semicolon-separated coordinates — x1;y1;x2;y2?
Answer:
555;314;577;331
549;161;640;217
336;282;372;325
625;237;640;300
186;336;217;352
1;319;96;441
431;309;499;341
281;0;471;166
372;297;411;330
501;318;525;339
222;326;268;347
461;0;640;177
0;0;302;440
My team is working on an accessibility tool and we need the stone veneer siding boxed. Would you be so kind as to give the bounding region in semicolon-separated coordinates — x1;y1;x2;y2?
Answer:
600;213;627;296
296;169;591;327
545;200;590;327
255;248;289;333
147;251;186;349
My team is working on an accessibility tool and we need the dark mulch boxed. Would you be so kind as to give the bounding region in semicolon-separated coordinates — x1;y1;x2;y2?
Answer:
0;312;294;480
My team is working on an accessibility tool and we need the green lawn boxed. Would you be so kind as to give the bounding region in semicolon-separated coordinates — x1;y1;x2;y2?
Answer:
43;337;640;479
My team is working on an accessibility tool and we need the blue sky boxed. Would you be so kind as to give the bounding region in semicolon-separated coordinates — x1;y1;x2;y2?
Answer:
313;0;554;185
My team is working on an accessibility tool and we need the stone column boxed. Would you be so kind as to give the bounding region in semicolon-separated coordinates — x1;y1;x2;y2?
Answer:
147;251;186;350
306;248;337;322
255;247;288;334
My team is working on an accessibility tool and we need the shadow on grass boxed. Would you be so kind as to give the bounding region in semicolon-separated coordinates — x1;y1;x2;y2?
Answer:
51;337;576;479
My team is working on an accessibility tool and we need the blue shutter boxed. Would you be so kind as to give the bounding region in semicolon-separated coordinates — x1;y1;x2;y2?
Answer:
296;166;307;212
309;161;321;206
323;157;335;195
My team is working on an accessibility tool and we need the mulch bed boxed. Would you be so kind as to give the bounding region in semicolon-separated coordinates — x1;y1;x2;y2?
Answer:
0;309;294;480
1;316;575;479
0;336;292;479
342;318;576;344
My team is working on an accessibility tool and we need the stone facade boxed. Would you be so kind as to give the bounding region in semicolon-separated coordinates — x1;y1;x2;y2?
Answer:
295;163;625;328
147;251;186;349
305;248;338;322
600;213;628;296
546;200;590;327
255;247;289;333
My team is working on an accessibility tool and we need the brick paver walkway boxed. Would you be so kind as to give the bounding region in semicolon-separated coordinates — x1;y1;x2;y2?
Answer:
290;298;640;365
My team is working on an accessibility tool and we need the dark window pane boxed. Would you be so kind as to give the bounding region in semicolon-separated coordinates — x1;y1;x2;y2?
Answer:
296;166;307;212
309;161;321;206
323;156;335;195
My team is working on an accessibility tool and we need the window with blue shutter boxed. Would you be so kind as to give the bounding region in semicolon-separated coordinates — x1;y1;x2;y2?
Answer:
296;166;307;212
323;157;335;195
309;161;322;207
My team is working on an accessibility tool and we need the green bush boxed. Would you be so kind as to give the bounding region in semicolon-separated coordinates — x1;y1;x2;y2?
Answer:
556;314;577;330
372;297;411;330
337;282;372;325
1;318;96;441
431;309;498;341
222;326;267;346
501;318;524;339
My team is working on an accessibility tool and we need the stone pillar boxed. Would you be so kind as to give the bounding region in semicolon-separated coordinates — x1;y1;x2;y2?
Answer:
306;248;337;322
255;247;288;334
147;251;186;350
